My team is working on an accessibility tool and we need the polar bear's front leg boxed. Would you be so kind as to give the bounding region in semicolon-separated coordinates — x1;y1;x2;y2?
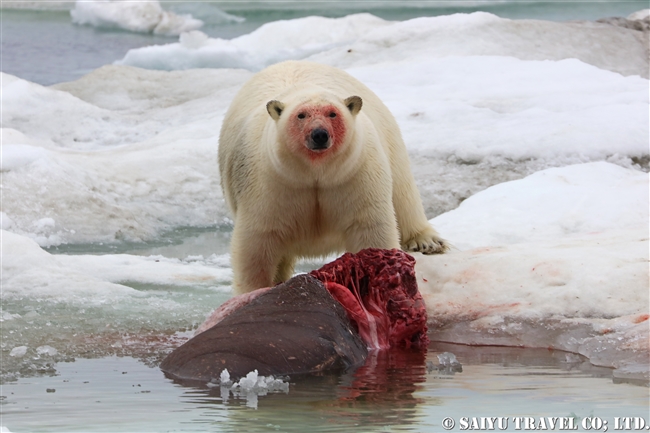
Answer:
344;218;401;253
273;256;296;285
230;226;285;294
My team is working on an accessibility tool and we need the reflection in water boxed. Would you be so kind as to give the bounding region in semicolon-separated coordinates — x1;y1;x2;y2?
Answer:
328;348;432;429
175;347;430;432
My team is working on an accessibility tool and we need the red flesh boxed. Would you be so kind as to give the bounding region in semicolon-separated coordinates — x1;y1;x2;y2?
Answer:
310;248;429;350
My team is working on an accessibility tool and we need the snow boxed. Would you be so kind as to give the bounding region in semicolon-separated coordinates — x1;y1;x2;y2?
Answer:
348;56;647;160
2;230;231;301
119;12;648;78
628;9;650;21
1;11;648;382
431;162;648;250
1;66;249;246
416;162;649;380
70;0;203;36
118;14;391;71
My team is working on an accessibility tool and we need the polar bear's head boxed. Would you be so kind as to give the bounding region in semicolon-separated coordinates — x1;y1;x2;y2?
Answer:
266;93;362;161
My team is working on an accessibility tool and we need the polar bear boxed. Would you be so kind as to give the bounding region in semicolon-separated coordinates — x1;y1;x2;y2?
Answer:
219;60;447;294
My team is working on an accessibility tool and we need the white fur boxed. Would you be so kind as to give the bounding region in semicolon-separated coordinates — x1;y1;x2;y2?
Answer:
219;60;446;293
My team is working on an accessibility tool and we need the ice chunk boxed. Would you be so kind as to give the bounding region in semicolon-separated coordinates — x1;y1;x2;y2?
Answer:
9;346;28;357
235;370;259;391
437;352;461;368
217;369;289;409
219;368;231;386
70;0;203;36
36;345;58;356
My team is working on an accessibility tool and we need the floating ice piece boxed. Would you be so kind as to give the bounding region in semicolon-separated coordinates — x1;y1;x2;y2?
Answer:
215;368;289;409
219;368;231;386
437;352;461;368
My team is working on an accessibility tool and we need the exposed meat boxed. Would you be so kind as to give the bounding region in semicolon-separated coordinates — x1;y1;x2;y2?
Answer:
310;248;429;350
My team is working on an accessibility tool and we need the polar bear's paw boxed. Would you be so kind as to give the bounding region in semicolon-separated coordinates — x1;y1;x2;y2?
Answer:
402;229;449;255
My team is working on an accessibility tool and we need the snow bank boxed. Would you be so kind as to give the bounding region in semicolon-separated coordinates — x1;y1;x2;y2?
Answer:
118;14;390;71
118;12;648;78
416;163;649;381
2;230;135;301
313;12;649;78
432;162;648;250
348;56;648;161
2;229;230;302
2;67;250;246
71;0;203;36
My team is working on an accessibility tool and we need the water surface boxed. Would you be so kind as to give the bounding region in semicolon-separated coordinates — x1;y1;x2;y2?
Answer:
3;343;648;432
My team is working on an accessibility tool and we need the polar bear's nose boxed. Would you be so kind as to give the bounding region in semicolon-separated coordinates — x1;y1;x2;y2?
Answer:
310;128;330;150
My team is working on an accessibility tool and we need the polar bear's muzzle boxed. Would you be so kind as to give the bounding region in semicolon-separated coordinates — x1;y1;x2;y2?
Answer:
308;128;330;151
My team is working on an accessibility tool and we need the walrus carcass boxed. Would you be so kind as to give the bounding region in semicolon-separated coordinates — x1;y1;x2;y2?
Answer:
161;248;428;381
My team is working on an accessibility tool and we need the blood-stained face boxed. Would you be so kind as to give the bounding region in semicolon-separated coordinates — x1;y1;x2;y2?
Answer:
266;95;362;162
288;103;345;155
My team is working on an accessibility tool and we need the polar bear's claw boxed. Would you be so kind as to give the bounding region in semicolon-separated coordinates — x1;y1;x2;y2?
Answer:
403;232;449;255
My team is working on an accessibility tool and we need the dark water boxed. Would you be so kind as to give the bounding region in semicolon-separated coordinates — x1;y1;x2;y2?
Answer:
1;1;648;85
3;343;648;432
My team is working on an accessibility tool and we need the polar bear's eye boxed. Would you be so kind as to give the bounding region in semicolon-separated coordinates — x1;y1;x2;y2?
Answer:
329;112;337;118
297;113;306;119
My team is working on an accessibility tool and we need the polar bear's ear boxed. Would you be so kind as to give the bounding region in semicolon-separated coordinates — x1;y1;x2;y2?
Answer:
266;100;285;121
344;96;362;116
